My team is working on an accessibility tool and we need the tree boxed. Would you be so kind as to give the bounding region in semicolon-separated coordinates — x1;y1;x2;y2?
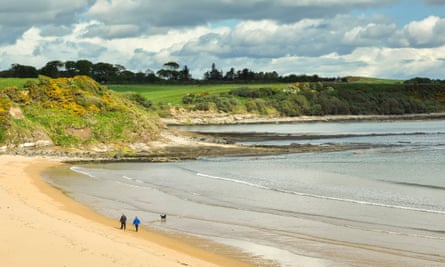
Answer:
156;61;191;81
92;62;118;83
237;68;255;81
64;61;77;77
404;77;433;84
224;68;235;80
75;60;93;76
204;63;223;80
179;65;192;80
10;64;38;78
144;69;160;82
156;69;171;80
164;61;179;71
39;60;64;78
120;70;134;82
157;61;180;80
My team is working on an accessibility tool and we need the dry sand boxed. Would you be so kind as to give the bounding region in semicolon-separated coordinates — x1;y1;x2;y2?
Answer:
0;155;252;267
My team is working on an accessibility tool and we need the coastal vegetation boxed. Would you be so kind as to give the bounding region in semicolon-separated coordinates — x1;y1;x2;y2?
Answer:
110;80;445;117
0;62;444;153
0;75;161;147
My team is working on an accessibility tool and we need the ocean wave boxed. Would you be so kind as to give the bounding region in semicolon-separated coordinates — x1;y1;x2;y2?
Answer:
197;172;270;190
70;166;96;178
197;172;445;215
122;175;144;184
383;181;445;191
277;189;445;215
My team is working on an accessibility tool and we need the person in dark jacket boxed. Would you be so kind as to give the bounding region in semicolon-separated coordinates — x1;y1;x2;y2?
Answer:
133;216;141;232
119;214;127;230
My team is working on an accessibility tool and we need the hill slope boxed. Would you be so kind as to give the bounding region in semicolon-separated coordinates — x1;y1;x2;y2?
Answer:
110;81;445;119
0;76;163;152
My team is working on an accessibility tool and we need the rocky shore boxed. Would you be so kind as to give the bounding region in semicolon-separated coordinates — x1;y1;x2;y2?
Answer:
2;129;390;163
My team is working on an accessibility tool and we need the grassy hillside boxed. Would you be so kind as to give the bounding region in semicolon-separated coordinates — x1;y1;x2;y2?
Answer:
0;76;162;147
110;81;445;117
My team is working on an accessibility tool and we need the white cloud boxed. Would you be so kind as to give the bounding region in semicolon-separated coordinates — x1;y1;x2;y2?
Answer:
343;23;397;45
0;0;91;43
342;46;445;78
403;16;445;47
0;0;444;79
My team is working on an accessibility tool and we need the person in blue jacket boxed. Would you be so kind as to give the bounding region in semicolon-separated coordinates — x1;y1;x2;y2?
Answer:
133;216;141;232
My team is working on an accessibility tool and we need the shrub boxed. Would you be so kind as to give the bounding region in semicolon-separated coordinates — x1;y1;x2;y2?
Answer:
230;87;260;98
125;93;153;108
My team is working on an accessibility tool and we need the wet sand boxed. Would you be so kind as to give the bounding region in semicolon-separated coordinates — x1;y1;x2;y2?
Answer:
0;155;252;267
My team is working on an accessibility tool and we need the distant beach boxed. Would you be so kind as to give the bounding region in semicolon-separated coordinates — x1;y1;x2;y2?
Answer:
162;112;445;125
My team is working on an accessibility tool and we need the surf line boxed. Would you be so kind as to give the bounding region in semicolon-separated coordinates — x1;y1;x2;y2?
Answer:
70;166;96;178
196;172;445;215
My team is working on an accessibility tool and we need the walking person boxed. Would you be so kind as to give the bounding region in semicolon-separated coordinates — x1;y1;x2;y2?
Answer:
133;216;141;232
119;213;127;230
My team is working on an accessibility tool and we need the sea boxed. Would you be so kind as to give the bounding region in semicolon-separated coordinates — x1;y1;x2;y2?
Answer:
43;119;445;266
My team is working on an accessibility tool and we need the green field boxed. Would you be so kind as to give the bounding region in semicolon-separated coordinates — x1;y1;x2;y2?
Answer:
1;78;288;105
1;77;402;105
108;83;289;105
0;78;38;89
346;76;403;84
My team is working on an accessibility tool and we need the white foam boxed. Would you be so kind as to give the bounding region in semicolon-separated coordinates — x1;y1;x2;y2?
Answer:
70;166;95;178
197;172;445;215
214;237;331;267
197;172;270;190
122;175;144;184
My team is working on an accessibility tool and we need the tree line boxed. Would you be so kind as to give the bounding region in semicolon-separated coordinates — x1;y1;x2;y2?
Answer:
0;60;344;84
2;60;444;84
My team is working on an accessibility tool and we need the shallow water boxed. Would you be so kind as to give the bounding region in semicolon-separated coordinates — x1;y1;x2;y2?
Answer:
44;119;445;266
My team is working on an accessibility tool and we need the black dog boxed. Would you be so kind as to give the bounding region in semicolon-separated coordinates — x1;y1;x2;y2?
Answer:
160;214;167;221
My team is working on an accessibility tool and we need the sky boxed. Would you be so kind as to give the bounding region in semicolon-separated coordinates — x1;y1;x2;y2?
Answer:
1;0;445;80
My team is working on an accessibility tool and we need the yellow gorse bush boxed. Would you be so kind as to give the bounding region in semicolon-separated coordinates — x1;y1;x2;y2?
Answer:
24;75;122;115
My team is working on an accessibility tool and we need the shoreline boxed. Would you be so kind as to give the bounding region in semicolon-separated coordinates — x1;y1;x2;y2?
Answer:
0;155;253;267
2;114;444;266
162;112;445;125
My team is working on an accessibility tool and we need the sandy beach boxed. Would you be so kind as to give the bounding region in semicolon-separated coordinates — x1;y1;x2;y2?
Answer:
0;155;252;267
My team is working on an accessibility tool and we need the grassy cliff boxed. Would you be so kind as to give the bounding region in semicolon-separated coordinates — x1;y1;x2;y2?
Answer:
0;76;162;148
111;81;445;117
